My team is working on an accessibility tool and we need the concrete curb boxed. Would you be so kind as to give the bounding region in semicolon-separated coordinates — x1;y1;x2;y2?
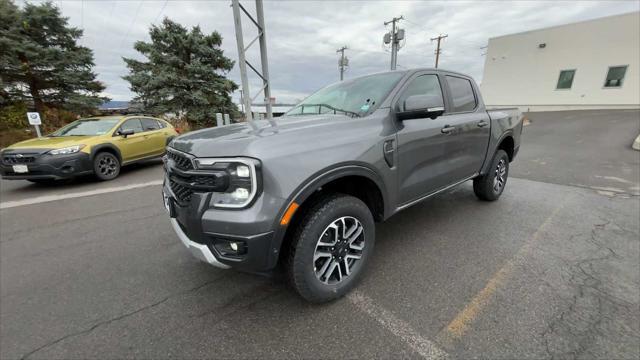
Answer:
633;134;640;151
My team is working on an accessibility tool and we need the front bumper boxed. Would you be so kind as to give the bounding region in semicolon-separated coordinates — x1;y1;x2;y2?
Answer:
0;149;93;180
164;179;286;272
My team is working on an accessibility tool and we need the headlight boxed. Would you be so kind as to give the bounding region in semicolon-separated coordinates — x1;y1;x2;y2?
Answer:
194;157;260;209
48;145;85;155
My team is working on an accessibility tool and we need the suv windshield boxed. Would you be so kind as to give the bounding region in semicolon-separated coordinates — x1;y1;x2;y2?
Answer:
51;119;120;136
285;72;405;117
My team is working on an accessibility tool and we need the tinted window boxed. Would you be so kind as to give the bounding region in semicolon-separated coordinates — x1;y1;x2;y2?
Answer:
604;66;627;87
119;119;143;134
556;70;575;89
446;76;476;112
397;75;443;111
157;120;167;128
141;118;161;131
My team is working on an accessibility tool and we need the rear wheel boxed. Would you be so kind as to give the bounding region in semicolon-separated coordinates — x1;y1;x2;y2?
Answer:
93;152;120;181
473;149;509;201
286;193;375;303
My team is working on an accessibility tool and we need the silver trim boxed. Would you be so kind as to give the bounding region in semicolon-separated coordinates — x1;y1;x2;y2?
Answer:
397;173;478;211
170;218;231;269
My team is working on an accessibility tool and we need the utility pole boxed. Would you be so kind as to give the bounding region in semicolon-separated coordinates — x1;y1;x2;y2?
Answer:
430;34;448;68
231;0;273;126
384;16;404;70
336;46;348;81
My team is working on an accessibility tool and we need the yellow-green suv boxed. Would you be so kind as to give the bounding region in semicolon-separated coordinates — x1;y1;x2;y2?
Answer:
0;115;178;182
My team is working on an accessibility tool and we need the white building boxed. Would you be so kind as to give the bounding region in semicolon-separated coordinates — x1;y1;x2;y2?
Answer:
481;12;640;112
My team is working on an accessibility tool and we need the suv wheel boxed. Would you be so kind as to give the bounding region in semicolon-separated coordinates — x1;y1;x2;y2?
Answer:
473;149;509;201
287;194;375;303
94;152;121;181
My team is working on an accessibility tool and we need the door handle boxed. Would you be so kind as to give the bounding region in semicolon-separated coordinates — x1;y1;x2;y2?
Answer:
441;125;456;134
477;120;489;128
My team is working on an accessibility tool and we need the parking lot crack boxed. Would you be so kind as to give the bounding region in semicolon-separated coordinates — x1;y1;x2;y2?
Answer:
19;276;225;359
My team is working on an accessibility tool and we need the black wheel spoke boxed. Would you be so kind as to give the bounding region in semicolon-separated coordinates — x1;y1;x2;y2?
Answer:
313;216;365;285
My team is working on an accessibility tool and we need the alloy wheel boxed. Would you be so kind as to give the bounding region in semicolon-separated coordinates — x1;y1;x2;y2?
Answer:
98;155;117;177
313;216;365;285
493;158;507;192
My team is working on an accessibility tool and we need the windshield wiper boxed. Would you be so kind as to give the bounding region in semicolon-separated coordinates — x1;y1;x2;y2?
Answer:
292;103;360;118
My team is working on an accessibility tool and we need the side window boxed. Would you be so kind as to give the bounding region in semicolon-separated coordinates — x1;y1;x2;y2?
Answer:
119;119;143;134
604;65;627;88
397;74;444;111
156;120;167;129
446;76;477;112
141;118;161;131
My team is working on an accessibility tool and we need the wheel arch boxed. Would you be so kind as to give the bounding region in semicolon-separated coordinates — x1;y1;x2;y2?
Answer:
90;143;122;163
269;163;388;269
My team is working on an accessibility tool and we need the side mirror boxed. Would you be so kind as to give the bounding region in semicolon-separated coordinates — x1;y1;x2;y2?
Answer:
397;94;445;121
119;128;135;138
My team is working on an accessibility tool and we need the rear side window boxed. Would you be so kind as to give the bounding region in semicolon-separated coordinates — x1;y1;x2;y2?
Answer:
141;118;161;131
156;120;167;128
119;119;144;133
397;75;443;111
446;76;476;112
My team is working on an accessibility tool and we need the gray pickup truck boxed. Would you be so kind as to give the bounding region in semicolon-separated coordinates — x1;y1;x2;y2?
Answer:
163;68;522;302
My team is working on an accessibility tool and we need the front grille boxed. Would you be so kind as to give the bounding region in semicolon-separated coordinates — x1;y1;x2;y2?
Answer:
3;154;37;164
167;150;194;171
169;178;193;203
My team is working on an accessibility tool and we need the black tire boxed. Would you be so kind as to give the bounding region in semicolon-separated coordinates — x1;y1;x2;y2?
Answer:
286;193;375;303
93;152;121;181
473;149;509;201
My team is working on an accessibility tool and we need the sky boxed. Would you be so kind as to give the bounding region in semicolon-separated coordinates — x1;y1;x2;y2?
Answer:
15;0;640;104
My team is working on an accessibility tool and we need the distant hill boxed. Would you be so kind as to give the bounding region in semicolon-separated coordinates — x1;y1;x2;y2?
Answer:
100;101;130;110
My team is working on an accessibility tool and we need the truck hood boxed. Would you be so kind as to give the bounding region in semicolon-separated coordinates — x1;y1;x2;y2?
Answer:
169;114;376;159
5;136;93;150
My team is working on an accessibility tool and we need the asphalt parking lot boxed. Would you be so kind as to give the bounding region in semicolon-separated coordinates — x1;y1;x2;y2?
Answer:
1;110;639;359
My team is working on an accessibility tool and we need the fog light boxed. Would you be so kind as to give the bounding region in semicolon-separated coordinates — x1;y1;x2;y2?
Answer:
230;242;238;251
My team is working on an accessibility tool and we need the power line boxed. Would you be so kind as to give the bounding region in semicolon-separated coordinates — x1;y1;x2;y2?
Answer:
430;34;448;68
383;15;404;70
119;0;144;49
154;0;168;24
336;45;348;81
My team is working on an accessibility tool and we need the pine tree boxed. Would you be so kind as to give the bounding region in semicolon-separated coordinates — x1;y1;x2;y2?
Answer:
123;18;238;127
0;0;107;115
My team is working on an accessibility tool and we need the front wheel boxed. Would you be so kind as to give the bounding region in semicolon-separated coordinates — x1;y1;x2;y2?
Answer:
286;194;375;303
93;152;121;181
473;149;509;201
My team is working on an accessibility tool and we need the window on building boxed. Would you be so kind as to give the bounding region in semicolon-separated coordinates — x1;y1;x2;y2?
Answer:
446;76;477;112
604;66;628;88
556;70;575;90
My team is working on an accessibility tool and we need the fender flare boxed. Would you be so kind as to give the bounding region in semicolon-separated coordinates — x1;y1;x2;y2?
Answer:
480;130;514;175
266;163;388;269
90;143;122;163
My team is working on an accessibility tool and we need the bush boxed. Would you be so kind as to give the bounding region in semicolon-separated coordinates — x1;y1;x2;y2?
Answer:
0;102;29;130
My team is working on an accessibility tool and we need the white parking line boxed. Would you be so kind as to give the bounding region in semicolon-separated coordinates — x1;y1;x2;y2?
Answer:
0;180;163;210
348;290;449;359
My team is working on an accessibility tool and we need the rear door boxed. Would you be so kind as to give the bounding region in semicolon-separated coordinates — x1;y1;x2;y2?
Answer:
440;75;491;180
395;72;460;205
140;118;166;156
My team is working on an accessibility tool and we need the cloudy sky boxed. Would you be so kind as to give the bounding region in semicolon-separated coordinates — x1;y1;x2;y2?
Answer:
16;0;640;103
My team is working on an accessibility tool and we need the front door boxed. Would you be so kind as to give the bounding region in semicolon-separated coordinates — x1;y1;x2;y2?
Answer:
113;118;146;162
395;72;459;205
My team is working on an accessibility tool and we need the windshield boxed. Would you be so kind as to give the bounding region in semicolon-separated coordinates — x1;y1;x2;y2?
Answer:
51;119;120;136
285;72;405;117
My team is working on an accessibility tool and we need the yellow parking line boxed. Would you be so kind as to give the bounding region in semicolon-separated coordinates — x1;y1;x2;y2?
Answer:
436;198;566;345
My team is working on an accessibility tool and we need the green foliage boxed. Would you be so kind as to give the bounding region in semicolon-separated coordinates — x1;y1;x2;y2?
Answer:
0;0;107;117
0;102;28;130
123;18;238;127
